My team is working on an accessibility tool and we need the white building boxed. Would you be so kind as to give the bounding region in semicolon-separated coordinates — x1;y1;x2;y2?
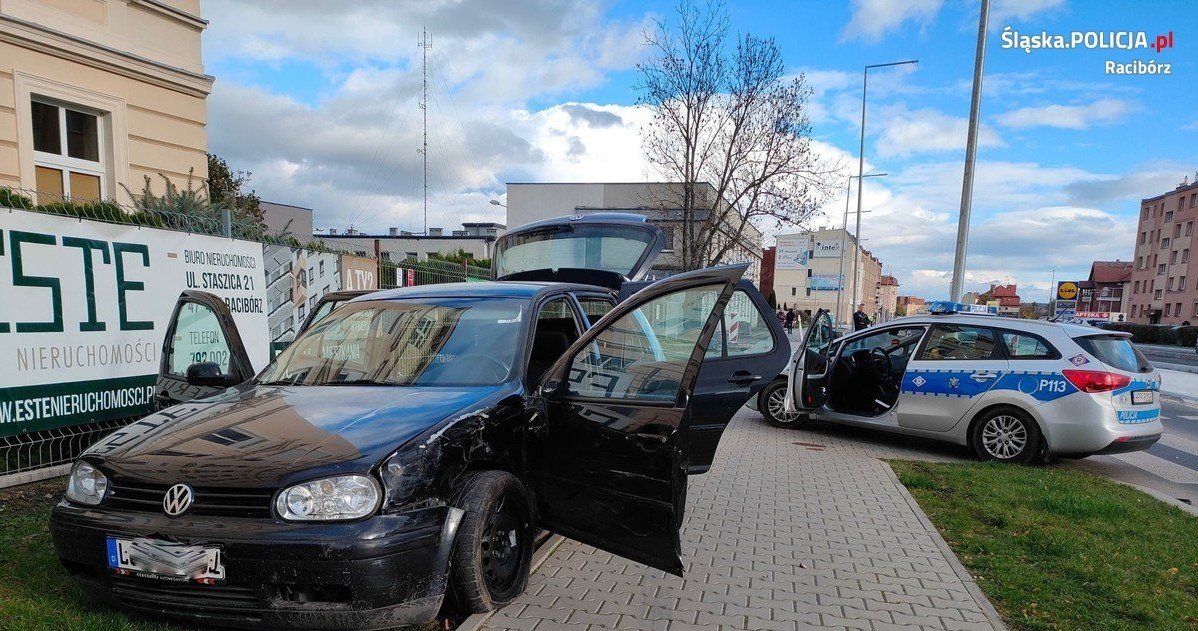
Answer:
773;227;883;324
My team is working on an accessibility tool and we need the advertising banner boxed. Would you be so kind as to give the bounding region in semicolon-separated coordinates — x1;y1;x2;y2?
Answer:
774;234;809;270
0;209;268;436
812;240;842;258
810;273;842;291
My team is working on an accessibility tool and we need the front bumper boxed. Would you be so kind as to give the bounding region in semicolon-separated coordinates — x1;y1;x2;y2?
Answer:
50;502;463;630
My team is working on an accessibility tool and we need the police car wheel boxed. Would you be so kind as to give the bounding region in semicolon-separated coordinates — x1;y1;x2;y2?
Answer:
969;407;1040;464
760;379;807;429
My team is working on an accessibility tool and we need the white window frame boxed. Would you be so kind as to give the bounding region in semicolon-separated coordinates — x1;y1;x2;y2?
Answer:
31;97;108;199
14;73;128;203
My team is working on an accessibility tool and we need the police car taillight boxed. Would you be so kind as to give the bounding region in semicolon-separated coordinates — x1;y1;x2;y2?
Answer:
1062;369;1131;393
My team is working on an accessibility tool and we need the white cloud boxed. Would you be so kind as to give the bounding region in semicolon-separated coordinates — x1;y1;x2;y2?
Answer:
873;106;1005;158
994;99;1138;130
840;0;943;43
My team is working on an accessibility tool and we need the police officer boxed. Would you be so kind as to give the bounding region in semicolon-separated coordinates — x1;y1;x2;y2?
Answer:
853;303;872;331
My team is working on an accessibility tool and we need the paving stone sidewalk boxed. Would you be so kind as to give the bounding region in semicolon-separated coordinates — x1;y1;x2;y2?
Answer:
482;412;1007;631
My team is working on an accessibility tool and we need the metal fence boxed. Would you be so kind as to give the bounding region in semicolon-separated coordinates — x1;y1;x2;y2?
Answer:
0;186;496;487
380;257;491;288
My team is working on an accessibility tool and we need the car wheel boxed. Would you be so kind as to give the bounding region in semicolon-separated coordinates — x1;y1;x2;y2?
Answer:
760;378;807;429
969;407;1041;464
449;471;534;612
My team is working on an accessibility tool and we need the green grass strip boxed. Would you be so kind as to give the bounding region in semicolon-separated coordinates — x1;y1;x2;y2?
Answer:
891;460;1198;631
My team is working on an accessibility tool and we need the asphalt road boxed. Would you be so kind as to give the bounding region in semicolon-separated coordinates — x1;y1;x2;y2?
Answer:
1061;394;1198;509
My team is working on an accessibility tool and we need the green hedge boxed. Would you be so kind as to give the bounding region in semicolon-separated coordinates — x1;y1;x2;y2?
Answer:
1103;323;1198;347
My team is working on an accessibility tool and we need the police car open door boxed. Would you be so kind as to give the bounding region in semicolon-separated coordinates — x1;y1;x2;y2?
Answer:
788;308;835;412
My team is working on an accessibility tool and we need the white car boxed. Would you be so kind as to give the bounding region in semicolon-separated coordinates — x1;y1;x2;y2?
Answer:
775;303;1163;463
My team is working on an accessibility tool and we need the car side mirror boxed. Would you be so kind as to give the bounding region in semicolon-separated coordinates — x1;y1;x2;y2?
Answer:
185;362;238;387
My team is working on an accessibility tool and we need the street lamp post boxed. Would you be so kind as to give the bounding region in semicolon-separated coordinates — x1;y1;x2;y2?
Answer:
837;174;885;324
851;59;917;320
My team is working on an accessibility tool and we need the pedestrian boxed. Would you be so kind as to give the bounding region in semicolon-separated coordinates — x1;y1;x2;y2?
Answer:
853;303;872;331
776;309;785;326
785;308;796;335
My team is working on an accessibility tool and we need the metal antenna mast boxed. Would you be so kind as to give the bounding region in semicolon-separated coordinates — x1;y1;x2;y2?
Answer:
418;28;432;234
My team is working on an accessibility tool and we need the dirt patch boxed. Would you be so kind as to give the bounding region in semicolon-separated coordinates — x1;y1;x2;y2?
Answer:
0;477;65;515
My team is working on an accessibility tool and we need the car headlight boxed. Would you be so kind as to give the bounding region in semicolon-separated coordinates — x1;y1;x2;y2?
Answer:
275;475;381;521
65;460;108;506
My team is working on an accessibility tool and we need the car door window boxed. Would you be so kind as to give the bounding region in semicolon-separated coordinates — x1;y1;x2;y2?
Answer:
168;301;234;376
920;325;998;360
578;298;614;327
567;284;722;402
1000;331;1059;359
529;298;582;384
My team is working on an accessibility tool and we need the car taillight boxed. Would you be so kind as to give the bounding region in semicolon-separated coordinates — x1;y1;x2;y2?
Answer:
1062;369;1131;393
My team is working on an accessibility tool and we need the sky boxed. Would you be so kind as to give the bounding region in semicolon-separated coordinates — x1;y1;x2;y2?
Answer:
199;0;1198;303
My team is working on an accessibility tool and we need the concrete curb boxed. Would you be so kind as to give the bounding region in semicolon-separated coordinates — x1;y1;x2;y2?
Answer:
1110;478;1198;519
883;463;1010;631
455;534;567;631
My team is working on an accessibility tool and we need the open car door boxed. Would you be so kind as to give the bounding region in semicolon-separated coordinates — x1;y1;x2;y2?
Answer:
493;213;666;289
528;264;747;575
155;290;254;409
786;308;835;412
688;280;790;473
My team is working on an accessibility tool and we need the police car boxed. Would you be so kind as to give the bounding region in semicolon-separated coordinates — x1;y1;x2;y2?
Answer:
781;302;1163;462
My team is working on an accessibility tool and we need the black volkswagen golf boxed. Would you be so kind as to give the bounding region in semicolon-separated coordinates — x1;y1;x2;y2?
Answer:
49;214;788;629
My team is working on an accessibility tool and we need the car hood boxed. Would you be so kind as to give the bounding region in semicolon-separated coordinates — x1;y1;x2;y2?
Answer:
88;383;515;487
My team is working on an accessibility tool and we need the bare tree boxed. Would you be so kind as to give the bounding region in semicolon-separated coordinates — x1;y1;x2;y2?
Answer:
636;0;839;270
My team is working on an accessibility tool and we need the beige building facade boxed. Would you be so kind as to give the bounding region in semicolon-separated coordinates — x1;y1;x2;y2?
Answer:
773;227;883;325
1129;177;1198;324
505;182;763;282
1;0;213;203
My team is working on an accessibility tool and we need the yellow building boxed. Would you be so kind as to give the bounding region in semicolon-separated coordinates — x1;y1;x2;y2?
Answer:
1;0;213;202
773;227;883;325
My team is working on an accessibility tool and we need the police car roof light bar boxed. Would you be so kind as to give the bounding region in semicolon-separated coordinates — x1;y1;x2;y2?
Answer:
928;301;999;316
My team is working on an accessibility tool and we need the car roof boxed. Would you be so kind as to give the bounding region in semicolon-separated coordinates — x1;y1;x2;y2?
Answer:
355;280;609;302
878;313;1122;337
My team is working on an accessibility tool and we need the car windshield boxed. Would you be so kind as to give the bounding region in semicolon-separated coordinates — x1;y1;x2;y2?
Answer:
1073;334;1153;374
258;298;525;386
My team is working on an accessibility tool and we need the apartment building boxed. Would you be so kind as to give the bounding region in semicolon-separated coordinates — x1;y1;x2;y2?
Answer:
1;0;213;203
1129;176;1198;324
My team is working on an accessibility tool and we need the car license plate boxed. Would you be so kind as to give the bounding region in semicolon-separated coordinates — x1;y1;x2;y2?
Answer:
1131;390;1153;405
106;537;224;583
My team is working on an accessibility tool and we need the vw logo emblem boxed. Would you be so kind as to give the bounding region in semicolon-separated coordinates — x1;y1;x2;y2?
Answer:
163;483;194;517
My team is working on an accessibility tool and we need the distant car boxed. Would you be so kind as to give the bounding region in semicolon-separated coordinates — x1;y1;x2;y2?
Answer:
780;302;1163;462
49;213;788;630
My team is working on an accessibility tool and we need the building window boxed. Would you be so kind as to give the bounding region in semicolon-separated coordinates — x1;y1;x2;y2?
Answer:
1141;207;1148;220
31;99;105;200
1184;249;1191;264
1137;256;1143;269
1171;251;1179;264
1180;276;1187;291
791;287;796;296
1166;210;1174;222
1191;193;1197;208
1134;280;1140;293
319;260;325;276
1165;304;1172;316
1175;224;1183;239
381;251;391;261
1155;289;1163;300
1186;222;1194;237
1193;303;1198;317
1162;237;1170;249
1168;277;1175;291
1158;264;1166;275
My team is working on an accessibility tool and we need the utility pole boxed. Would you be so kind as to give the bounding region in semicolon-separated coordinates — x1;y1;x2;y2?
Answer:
949;0;989;301
418;28;432;235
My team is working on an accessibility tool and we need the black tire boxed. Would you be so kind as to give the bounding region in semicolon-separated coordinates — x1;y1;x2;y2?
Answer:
969;406;1041;464
759;378;808;429
449;471;534;613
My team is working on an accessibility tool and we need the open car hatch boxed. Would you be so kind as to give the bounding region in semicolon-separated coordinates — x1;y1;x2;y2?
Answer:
493;213;666;289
